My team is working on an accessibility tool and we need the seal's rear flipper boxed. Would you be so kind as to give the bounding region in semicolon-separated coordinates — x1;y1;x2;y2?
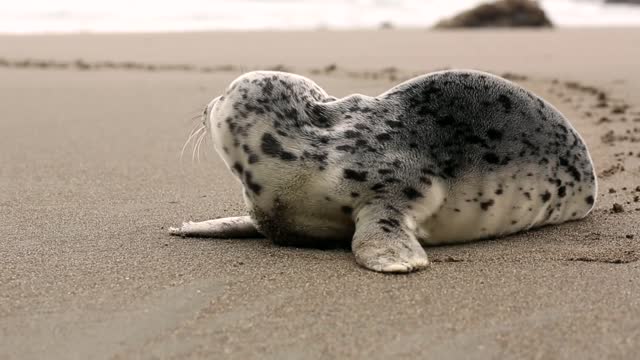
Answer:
168;216;262;238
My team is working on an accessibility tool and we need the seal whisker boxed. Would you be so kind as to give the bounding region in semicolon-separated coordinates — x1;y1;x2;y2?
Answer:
195;129;207;164
180;109;206;125
191;127;207;165
180;125;205;168
191;130;201;164
185;121;202;141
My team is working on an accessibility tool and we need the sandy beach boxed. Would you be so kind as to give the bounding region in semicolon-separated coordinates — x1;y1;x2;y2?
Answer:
1;29;639;359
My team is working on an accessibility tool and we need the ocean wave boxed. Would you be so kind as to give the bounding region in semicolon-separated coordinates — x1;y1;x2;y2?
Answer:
1;0;639;33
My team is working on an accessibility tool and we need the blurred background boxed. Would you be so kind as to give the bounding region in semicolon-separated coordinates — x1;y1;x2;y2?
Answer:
1;0;640;33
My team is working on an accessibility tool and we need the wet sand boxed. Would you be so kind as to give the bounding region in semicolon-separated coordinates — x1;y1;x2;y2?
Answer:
1;29;639;359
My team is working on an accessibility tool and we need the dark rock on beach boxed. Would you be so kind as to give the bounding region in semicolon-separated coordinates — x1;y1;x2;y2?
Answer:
434;0;553;29
606;0;640;5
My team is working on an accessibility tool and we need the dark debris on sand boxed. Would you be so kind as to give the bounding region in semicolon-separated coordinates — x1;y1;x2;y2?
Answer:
612;203;625;213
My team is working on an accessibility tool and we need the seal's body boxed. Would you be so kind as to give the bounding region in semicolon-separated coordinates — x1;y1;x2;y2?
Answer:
170;70;597;273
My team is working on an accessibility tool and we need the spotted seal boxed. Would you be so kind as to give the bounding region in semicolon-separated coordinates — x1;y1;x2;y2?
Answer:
169;70;597;273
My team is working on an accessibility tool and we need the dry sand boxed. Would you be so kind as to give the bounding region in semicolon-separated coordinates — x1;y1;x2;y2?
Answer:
1;29;639;359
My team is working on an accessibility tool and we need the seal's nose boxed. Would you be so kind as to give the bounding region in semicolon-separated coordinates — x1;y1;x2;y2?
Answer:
202;105;209;126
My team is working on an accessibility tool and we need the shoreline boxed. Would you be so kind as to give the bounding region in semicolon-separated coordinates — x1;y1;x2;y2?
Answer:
1;25;639;35
1;28;638;82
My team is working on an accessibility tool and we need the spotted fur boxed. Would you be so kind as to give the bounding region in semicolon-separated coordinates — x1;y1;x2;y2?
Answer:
185;69;597;272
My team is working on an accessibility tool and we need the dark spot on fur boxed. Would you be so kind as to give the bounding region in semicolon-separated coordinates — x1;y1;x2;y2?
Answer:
376;133;392;142
386;205;400;213
248;154;259;164
355;139;368;147
378;218;400;228
558;186;566;198
244;171;262;195
480;199;494;210
309;105;331;128
495;189;503;195
261;133;297;161
307;152;328;163
350;192;360;198
344;169;368;182
487;128;503;141
341;206;353;215
567;165;581;182
585;195;594;205
541;191;551;202
232;162;244;175
483;152;500;164
344;130;361;138
378;169;393;175
336;145;355;153
403;187;423;200
497;94;512;113
371;183;386;192
385;120;403;128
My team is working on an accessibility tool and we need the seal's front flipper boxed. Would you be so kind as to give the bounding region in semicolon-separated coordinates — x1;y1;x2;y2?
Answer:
351;207;429;273
168;216;262;238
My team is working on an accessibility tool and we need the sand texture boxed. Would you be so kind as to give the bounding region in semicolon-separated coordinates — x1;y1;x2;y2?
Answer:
1;29;639;359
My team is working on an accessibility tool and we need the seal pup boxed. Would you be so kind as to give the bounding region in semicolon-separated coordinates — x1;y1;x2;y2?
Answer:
170;70;597;273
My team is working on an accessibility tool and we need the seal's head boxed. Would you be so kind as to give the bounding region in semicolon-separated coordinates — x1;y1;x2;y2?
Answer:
204;71;339;175
207;71;336;147
201;71;354;245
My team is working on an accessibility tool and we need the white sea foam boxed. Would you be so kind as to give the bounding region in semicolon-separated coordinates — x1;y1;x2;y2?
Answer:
1;0;639;33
